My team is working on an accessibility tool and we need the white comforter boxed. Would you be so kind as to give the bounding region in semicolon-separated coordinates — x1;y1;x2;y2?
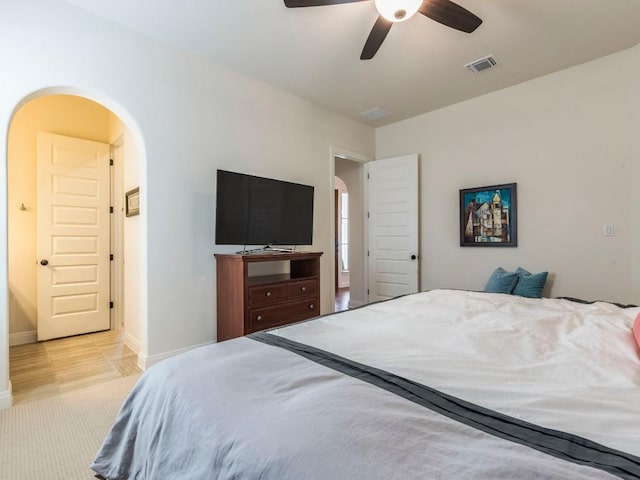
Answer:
271;289;640;456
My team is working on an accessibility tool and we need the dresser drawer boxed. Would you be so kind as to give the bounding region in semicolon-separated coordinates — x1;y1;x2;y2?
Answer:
249;298;319;332
287;279;317;299
248;284;287;307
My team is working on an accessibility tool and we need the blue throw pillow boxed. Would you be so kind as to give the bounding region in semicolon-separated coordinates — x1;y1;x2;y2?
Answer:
512;267;548;298
484;267;519;294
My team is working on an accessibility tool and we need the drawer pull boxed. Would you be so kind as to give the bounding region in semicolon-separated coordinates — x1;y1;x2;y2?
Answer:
300;286;307;292
309;304;315;310
266;291;272;297
256;315;263;321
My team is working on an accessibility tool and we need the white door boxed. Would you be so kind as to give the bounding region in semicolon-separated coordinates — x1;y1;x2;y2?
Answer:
366;154;419;302
37;132;111;341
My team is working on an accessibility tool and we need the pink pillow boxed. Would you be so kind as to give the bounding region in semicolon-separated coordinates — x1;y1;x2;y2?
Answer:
633;313;640;352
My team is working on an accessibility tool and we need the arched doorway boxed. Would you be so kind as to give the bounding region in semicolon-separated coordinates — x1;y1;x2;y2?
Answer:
5;88;146;405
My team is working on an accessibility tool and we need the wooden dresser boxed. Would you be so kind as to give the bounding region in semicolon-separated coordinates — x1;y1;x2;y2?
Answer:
214;251;323;341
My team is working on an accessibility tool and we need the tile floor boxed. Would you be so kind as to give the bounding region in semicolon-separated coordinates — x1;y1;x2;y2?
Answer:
9;329;141;405
10;295;352;406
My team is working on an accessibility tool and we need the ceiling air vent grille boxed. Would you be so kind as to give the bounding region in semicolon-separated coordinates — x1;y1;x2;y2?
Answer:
359;107;391;121
465;55;499;74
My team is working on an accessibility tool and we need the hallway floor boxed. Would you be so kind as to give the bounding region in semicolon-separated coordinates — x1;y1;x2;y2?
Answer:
9;292;353;406
9;329;141;405
336;287;350;312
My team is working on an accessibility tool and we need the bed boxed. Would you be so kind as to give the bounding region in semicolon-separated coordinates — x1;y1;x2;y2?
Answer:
91;289;640;479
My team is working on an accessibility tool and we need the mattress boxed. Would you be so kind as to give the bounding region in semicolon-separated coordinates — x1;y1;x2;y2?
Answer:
92;289;640;479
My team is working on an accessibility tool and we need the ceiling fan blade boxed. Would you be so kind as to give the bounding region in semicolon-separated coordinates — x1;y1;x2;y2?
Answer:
360;16;393;60
284;0;369;7
418;0;482;33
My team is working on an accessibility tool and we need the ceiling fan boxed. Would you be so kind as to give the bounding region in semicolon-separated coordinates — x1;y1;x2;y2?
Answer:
284;0;482;60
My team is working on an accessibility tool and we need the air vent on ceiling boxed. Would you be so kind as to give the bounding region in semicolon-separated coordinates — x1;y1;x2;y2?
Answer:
465;55;499;74
359;107;391;121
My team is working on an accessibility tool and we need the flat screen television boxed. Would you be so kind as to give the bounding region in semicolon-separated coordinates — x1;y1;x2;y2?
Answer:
215;169;314;248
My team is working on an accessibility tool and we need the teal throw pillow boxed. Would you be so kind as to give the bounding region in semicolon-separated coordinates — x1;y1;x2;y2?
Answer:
512;267;548;298
484;267;519;294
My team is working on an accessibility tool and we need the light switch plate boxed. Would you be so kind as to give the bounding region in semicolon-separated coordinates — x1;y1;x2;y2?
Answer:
603;224;614;237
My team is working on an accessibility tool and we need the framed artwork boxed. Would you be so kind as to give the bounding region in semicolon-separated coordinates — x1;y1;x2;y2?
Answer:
460;183;517;247
125;187;140;217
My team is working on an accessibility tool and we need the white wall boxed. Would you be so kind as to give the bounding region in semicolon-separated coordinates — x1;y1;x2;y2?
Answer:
108;115;143;354
377;45;640;304
0;0;374;407
631;47;640;302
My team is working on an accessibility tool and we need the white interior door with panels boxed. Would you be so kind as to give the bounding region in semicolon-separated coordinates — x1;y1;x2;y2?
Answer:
366;154;419;302
37;132;111;341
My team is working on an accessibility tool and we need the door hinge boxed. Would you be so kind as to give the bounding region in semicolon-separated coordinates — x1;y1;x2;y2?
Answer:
367;212;370;218
367;289;370;295
367;250;370;257
110;206;114;213
110;301;114;309
110;158;114;166
110;254;114;261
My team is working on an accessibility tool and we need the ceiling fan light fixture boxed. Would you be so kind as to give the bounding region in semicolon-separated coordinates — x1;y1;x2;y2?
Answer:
374;0;422;22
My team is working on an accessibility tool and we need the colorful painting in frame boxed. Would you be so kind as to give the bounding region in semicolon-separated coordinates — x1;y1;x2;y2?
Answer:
459;183;517;247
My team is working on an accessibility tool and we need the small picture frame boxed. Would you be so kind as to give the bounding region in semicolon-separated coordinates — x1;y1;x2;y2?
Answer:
460;183;517;247
125;187;140;217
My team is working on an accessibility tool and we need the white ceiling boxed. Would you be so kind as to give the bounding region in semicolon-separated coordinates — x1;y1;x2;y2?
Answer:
64;0;640;126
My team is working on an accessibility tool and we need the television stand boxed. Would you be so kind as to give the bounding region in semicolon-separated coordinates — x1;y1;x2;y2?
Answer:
214;251;323;341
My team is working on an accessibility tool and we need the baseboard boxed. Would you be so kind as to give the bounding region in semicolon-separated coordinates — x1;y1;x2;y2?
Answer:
9;330;37;346
123;331;141;355
348;299;365;309
136;341;215;371
0;381;13;410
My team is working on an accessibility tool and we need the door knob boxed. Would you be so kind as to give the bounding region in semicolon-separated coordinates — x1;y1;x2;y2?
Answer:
40;259;49;266
410;255;417;260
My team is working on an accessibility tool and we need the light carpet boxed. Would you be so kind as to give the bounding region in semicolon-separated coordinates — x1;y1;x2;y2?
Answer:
0;374;140;480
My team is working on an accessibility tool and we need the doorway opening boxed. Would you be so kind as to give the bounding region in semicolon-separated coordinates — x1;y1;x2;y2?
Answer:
332;152;368;312
7;93;143;404
335;176;350;312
